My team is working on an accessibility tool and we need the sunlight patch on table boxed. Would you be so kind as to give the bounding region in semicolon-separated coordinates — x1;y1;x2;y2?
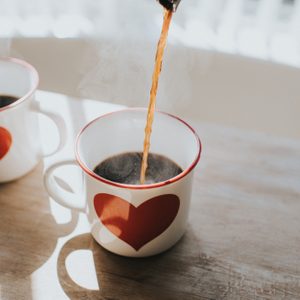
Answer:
66;250;100;291
30;213;91;299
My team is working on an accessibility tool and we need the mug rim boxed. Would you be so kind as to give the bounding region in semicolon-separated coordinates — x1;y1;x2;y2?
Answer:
0;57;39;113
75;108;202;190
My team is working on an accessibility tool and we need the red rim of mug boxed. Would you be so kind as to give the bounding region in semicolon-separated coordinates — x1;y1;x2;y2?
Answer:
0;57;39;112
75;108;202;190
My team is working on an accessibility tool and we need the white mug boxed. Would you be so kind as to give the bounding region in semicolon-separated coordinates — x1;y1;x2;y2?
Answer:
44;109;201;257
0;57;65;182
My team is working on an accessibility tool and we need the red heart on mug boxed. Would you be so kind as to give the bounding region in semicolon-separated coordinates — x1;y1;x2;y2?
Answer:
94;193;180;251
0;127;12;160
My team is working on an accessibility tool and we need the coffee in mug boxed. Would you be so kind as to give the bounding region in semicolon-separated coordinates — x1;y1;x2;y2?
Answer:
93;152;183;185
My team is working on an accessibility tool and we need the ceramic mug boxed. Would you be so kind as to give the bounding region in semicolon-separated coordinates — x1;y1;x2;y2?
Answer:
44;109;201;257
0;57;66;182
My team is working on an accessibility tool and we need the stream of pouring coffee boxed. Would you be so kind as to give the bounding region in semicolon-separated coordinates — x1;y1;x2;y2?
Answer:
140;9;173;184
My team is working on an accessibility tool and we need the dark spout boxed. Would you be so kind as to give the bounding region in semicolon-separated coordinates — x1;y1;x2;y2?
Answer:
158;0;182;12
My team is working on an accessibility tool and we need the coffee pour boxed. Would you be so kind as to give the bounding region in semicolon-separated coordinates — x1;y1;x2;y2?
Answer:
139;0;182;184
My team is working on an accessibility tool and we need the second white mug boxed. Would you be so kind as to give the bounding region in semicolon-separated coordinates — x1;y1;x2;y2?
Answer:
0;57;66;182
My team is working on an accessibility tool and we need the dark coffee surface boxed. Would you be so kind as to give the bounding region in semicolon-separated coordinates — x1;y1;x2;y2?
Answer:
93;152;183;185
0;95;18;108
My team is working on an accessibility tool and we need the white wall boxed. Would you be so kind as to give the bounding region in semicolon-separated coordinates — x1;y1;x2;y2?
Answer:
10;37;300;139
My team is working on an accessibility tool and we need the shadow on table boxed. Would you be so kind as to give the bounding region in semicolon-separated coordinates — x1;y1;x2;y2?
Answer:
56;227;228;300
0;163;79;300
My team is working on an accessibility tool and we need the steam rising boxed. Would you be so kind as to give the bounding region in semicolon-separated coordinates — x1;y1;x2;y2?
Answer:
78;1;214;117
78;37;212;116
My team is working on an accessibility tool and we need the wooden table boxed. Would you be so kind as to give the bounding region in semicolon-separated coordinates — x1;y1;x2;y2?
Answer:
1;91;300;299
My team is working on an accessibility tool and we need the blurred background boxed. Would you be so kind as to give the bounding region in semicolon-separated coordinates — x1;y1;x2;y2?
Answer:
0;0;299;138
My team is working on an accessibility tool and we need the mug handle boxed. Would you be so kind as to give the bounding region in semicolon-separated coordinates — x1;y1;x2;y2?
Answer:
32;102;67;157
44;160;86;212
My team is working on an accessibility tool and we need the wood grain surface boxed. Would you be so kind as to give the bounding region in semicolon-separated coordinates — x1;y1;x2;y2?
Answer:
0;91;300;300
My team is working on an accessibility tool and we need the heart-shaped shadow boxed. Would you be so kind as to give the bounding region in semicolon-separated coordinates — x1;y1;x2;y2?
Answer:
94;193;180;251
0;127;12;159
56;229;228;299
